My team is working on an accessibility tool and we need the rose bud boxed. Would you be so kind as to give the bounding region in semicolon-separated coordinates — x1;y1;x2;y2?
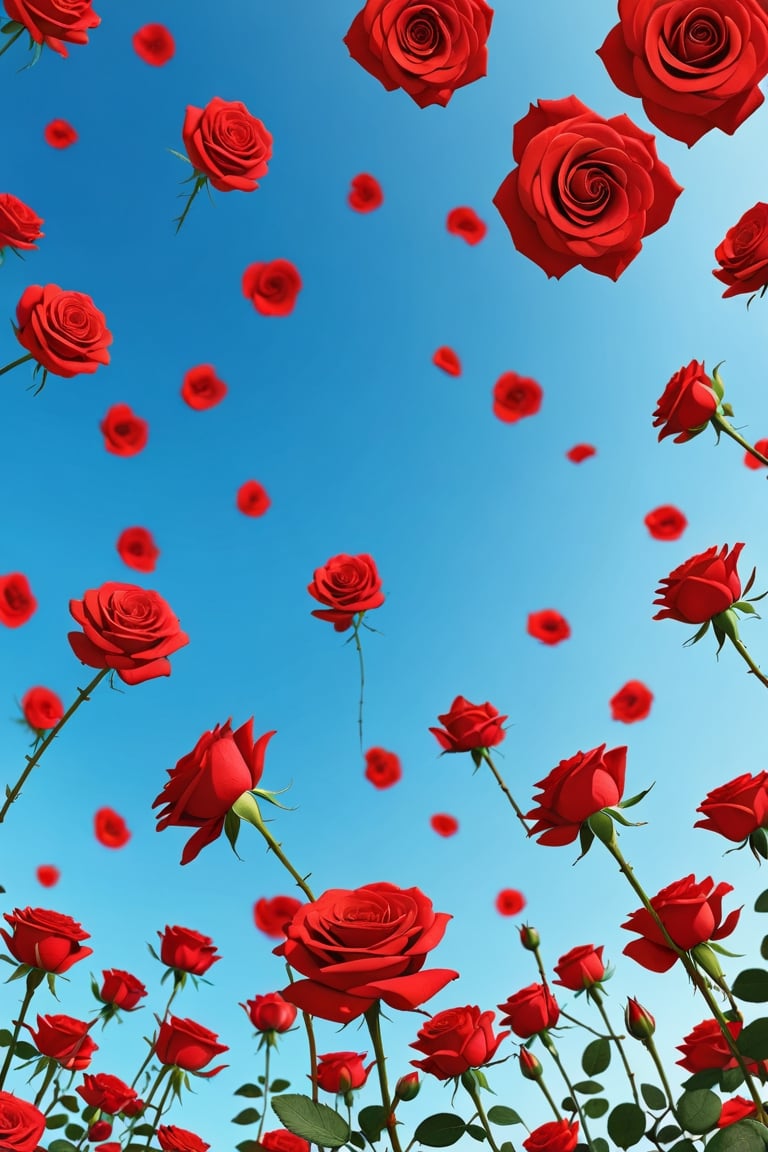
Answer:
88;1121;113;1142
241;992;297;1036
553;945;607;992
625;998;656;1040
519;1047;543;1080
99;969;147;1011
158;926;220;976
519;925;540;951
315;1051;373;1094
395;1072;420;1102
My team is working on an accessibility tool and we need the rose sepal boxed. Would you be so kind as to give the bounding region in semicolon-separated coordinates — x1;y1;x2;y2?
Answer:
587;811;617;847
691;943;727;982
619;783;655;810
711;363;726;403
750;828;768;862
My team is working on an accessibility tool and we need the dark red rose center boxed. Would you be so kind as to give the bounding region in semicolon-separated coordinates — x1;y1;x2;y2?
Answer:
401;10;442;56
4;585;28;610
562;164;612;216
670;12;728;64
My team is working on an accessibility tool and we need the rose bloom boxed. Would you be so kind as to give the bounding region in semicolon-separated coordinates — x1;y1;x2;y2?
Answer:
364;747;402;789
494;96;682;280
183;98;272;193
0;574;36;628
237;480;271;517
597;0;768;146
430;814;459;837
1;907;92;974
498;983;560;1038
622;874;740;971
116;527;160;574
553;944;606;991
44;119;78;148
0;194;43;253
410;1006;507;1081
100;404;148;456
5;0;100;57
429;695;507;753
695;772;768;842
446;207;487;244
77;1072;137;1115
609;680;654;724
155;1016;228;1074
181;365;227;410
343;0;494;108
308;553;384;631
158;1125;211;1152
348;174;383;213
100;969;147;1011
276;881;458;1023
744;438;768;469
242;992;297;1034
528;744;627;846
14;284;110;378
242;260;302;316
88;1122;112;1143
714;203;768;298
68;581;189;685
254;896;303;938
718;1098;758;1127
496;889;525;916
653;542;743;625
0;1092;46;1152
36;865;59;887
523;1119;580;1152
132;23;174;66
25;1013;97;1070
159;925;221;975
644;505;688;541
527;610;570;645
21;686;63;731
316;1051;373;1093
493;372;542;423
94;807;131;849
259;1131;310;1152
153;718;275;865
432;346;462;376
566;444;596;463
677;1018;744;1074
653;360;719;443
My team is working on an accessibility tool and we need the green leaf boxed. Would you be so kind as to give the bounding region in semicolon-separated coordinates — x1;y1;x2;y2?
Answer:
760;937;768;962
668;1142;697;1152
607;1103;646;1148
500;1144;516;1152
584;1099;609;1119
572;1080;603;1095
591;1139;609;1152
64;1125;84;1141
271;1094;350;1148
270;1079;291;1093
642;1084;667;1110
619;784;655;809
486;1107;522;1126
656;1127;682;1144
348;1134;366;1150
682;1069;721;1092
675;1089;721;1134
577;822;594;861
47;1142;78;1152
703;1121;768;1152
466;1125;487;1141
224;809;241;856
132;1125;157;1138
737;1017;768;1060
561;1097;577;1113
45;1115;69;1130
720;1067;745;1093
231;1108;260;1125
582;1038;611;1076
732;970;768;1003
413;1113;466;1147
358;1105;386;1141
0;1029;11;1047
13;1040;37;1060
235;1083;263;1098
754;890;768;912
235;1143;260;1152
59;1096;79;1112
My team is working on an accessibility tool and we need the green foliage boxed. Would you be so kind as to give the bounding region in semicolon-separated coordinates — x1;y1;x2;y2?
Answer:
47;1142;78;1152
231;1108;261;1125
45;1115;68;1130
582;1038;611;1076
347;1133;366;1150
270;1078;291;1093
0;1029;12;1046
655;1126;682;1143
641;1083;668;1110
607;1103;646;1148
64;1125;84;1142
12;1040;37;1060
235;1083;263;1098
59;1095;79;1112
486;1106;522;1126
584;1099;609;1119
465;1124;488;1141
704;1120;768;1152
731;970;768;1002
682;1070;721;1092
572;1080;603;1095
754;890;768;913
235;1142;260;1152
413;1113;467;1147
676;1089;721;1134
271;1093;350;1148
358;1105;387;1141
720;1067;745;1093
736;1017;768;1060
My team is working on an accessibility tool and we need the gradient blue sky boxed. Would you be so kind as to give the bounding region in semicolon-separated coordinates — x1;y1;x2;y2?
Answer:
2;0;768;1147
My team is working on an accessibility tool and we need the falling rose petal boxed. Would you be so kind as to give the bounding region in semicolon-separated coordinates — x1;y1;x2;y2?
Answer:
496;889;526;916
348;174;383;213
493;373;542;423
242;260;302;316
181;365;227;411
430;814;459;837
100;404;149;457
566;444;596;463
95;807;131;849
44;120;78;149
0;573;37;628
364;747;402;789
36;865;60;887
527;610;570;646
644;505;688;541
744;439;768;469
237;481;271;518
432;347;462;377
132;23;175;66
254;895;303;938
610;680;654;724
116;527;160;573
446;207;486;245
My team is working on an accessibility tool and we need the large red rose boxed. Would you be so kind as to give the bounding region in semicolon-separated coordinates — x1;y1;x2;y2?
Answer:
155;1016;228;1074
622;874;740;971
68;582;189;686
0;1093;46;1152
77;1073;137;1115
308;553;385;631
694;772;768;842
157;1126;210;1152
343;0;494;108
21;685;63;731
523;1120;579;1152
254;896;303;938
159;926;221;976
1;907;92;974
653;543;743;624
25;1014;97;1069
714;203;768;297
527;744;627;846
553;945;606;991
429;695;507;753
0;194;43;254
316;1051;373;1093
182;99;272;193
153;718;275;865
276;882;458;1023
653;361;719;443
497;983;560;1038
597;0;768;147
410;1006;508;1080
4;0;100;56
14;284;111;378
494;96;682;280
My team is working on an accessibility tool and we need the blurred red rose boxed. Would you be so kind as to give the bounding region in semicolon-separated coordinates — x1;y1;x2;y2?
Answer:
14;284;110;379
714;203;768;298
36;865;59;887
523;1119;579;1152
316;1051;373;1093
44;119;78;148
553;944;606;991
21;686;63;731
446;207;487;244
653;543;744;624
0;194;43;253
644;505;688;541
364;747;402;789
566;444;596;463
0;1092;46;1152
254;896;303;938
496;889;525;916
411;1006;507;1080
432;347;462;376
430;695;506;753
181;365;227;411
528;744;627;846
695;772;768;842
132;23;174;65
718;1098;758;1127
25;1013;97;1069
498;983;560;1038
242;992;297;1034
158;1125;211;1152
744;439;768;469
0;574;36;629
6;0;99;56
623;874;740;971
430;814;459;837
116;527;160;574
100;404;148;456
159;926;221;975
88;1121;113;1142
77;1072;137;1114
527;610;570;645
609;680;653;724
183;99;272;192
94;807;130;849
493;372;542;423
258;1131;309;1152
348;174;383;212
242;260;302;316
653;361;719;444
155;1016;228;1074
237;481;271;517
308;553;384;631
100;969;146;1011
1;907;92;973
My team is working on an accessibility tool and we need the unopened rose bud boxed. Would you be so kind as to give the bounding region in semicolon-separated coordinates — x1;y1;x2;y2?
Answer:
692;943;725;983
519;925;540;951
625;997;655;1040
88;1121;113;1142
395;1072;420;1102
519;1047;543;1080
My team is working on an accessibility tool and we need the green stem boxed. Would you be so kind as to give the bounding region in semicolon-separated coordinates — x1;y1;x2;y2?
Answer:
0;669;108;825
589;987;640;1107
253;816;316;902
351;616;365;754
0;26;24;58
0;351;33;376
463;1075;504;1152
286;964;319;1105
131;981;180;1090
558;1009;609;1040
727;632;768;691
0;970;42;1089
540;1032;595;1150
642;1035;682;1127
34;1062;57;1110
144;1072;175;1148
364;1004;403;1152
534;1072;563;1122
174;175;207;234
712;413;768;468
257;1042;271;1141
480;751;532;836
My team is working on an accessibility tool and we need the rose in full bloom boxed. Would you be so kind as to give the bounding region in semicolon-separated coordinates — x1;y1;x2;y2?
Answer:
694;772;768;842
100;969;146;1011
566;444;596;463
316;1051;373;1093
597;0;768;147
158;1126;210;1152
276;881;458;1023
653;361;720;443
430;813;459;836
494;96;682;280
44;119;78;148
0;574;36;628
100;404;149;456
644;505;688;541
181;365;227;410
343;0;494;108
155;1016;228;1074
553;944;606;991
622;874;740;971
498;983;560;1038
0;1092;46;1152
308;553;385;631
432;347;462;376
718;1099;758;1127
364;747;402;789
259;1131;310;1152
609;680;654;723
242;260;302;316
182;99;272;192
496;889;525;916
527;610;570;645
77;1073;138;1115
348;174;383;212
36;865;59;887
410;1006;507;1080
446;207;487;244
94;807;130;849
653;543;744;624
429;695;507;753
254;896;303;938
0;194;43;255
25;1014;97;1069
1;907;92;973
159;926;221;975
523;1119;580;1152
13;284;110;379
69;582;189;685
493;372;543;423
116;527;160;574
5;0;100;56
677;1018;743;1073
237;481;271;517
242;992;297;1034
714;203;768;297
527;744;627;846
132;23;174;66
153;718;275;865
21;686;63;731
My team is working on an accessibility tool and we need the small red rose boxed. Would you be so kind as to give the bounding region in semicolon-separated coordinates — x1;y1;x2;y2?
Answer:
348;174;383;212
183;99;272;193
88;1123;113;1143
695;772;768;842
410;1006;508;1080
21;685;63;731
430;695;507;753
0;194;44;255
553;944;606;991
496;889;525;916
653;361;719;443
714;203;768;298
181;365;227;411
6;0;100;57
158;1126;211;1152
527;609;570;645
26;1013;97;1070
653;542;743;624
1;907;92;974
242;992;297;1034
744;439;768;469
493;372;542;423
644;505;688;541
159;926;221;976
609;680;653;724
316;1051;373;1094
100;969;146;1011
622;874;740;972
77;1072;137;1115
432;347;462;376
498;983;560;1038
133;23;174;66
430;813;458;837
116;527;160;574
242;260;302;316
259;1132;310;1152
94;807;130;849
254;896;303;939
36;865;60;887
0;573;36;628
625;997;655;1039
718;1098;758;1127
364;747;402;789
44;119;78;148
446;207;486;245
100;404;149;457
12;284;111;382
308;553;384;631
155;1015;228;1074
566;444;596;463
528;744;627;846
237;481;271;517
523;1120;579;1152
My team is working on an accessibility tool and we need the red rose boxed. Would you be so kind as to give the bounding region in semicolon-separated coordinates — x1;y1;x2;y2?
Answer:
21;685;63;731
132;23;174;66
182;99;272;193
498;983;560;1038
181;365;227;411
714;203;768;297
348;174;383;213
446;207;487;244
94;807;130;849
1;907;92;973
622;874;740;972
69;582;188;685
100;404;148;456
566;444;596;463
13;284;110;381
242;260;302;316
158;1125;210;1152
718;1098;758;1127
25;1014;96;1069
496;889;525;916
625;997;655;1039
276;881;458;1023
597;0;768;147
364;747;402;789
0;1092;46;1152
677;1018;743;1074
430;813;459;836
494;96;682;280
653;361;719;443
527;610;570;645
432;347;462;376
523;1120;580;1152
745;439;768;469
0;195;43;254
694;772;768;842
528;744;627;846
609;680;654;724
117;527;160;574
242;992;297;1034
308;553;384;631
100;969;146;1011
5;0;99;56
254;896;303;938
0;574;36;628
155;1015;228;1074
429;695;507;753
644;505;688;541
493;372;543;423
344;0;494;108
316;1051;373;1093
88;1122;113;1142
44;119;78;148
410;1006;508;1080
153;718;275;865
158;926;221;975
553;944;606;991
237;481;271;518
36;865;59;887
653;543;744;624
77;1073;137;1115
258;1131;310;1152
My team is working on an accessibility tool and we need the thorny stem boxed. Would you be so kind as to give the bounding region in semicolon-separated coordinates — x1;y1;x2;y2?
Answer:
712;413;768;468
365;1004;403;1152
558;1009;609;1040
727;632;768;691
351;615;365;753
255;818;316;903
479;750;532;835
174;175;207;233
588;987;640;1107
463;1075;503;1152
540;1031;595;1149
